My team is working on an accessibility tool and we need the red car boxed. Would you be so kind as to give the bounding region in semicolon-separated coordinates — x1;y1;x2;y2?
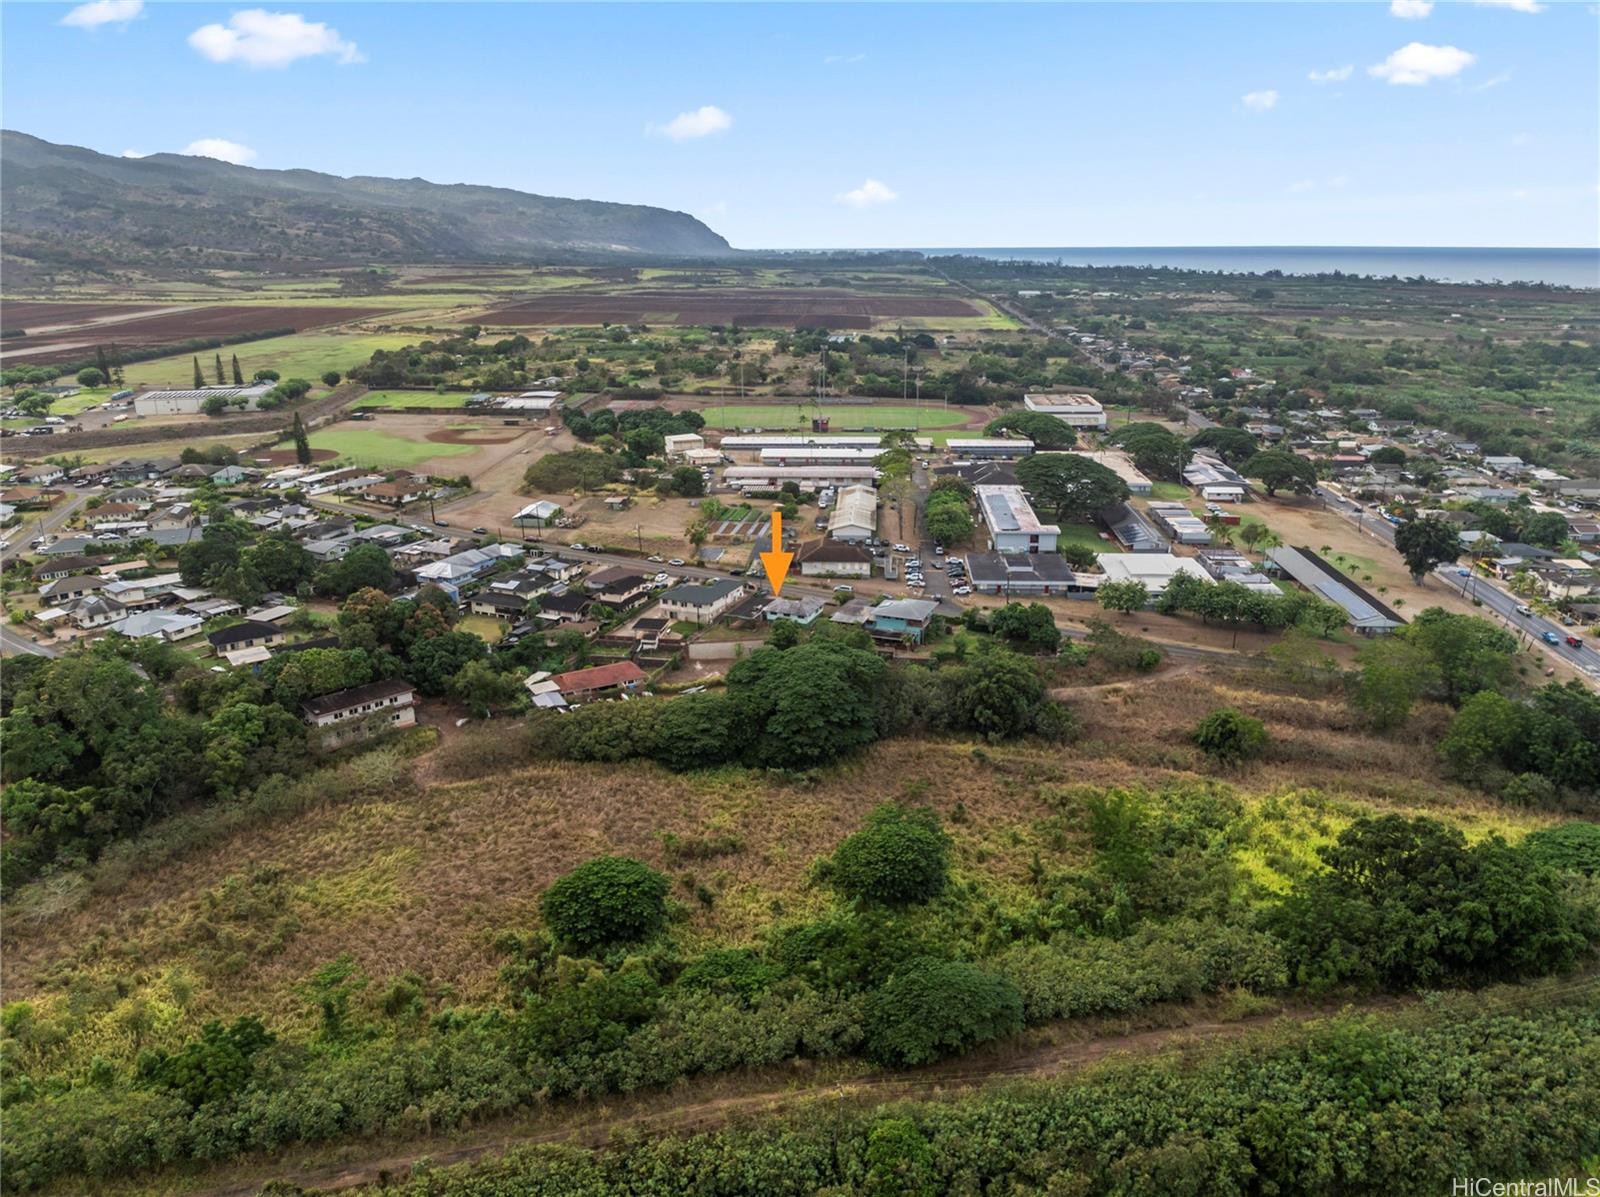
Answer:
1565;634;1584;648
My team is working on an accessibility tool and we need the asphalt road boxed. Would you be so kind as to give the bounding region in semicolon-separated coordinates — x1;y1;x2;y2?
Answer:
0;489;91;657
1314;486;1598;682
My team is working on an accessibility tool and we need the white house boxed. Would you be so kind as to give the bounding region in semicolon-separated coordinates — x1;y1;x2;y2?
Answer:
828;484;878;542
301;679;417;748
1023;393;1106;429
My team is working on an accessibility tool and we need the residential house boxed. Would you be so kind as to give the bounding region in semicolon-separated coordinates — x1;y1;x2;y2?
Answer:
549;660;647;703
658;578;747;625
108;610;204;642
469;591;533;620
865;598;941;645
365;478;435;506
533;590;594;625
33;554;112;581
71;595;127;629
207;620;288;656
37;575;104;604
763;595;826;624
796;539;873;578
584;566;655;608
302;679;418;748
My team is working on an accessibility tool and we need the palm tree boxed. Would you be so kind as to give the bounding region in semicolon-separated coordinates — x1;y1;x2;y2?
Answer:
1205;516;1235;547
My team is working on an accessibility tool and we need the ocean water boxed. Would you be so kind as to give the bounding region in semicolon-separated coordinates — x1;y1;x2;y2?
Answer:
897;246;1600;289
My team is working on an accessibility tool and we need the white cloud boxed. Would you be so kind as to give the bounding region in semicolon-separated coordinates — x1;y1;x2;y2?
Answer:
823;53;865;65
120;148;148;158
188;10;363;68
1328;174;1352;187
1286;180;1316;194
1368;42;1475;85
1241;89;1279;112
182;138;257;165
61;0;142;28
837;178;897;208
1473;70;1513;91
1390;0;1434;18
1308;64;1354;83
1472;0;1542;11
649;105;733;141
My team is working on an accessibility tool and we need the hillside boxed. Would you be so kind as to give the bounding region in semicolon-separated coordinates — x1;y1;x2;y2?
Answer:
0;131;734;275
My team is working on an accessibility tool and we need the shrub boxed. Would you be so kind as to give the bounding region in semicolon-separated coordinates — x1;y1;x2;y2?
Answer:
1192;708;1267;764
540;857;670;953
864;958;1023;1065
830;805;950;906
1522;823;1600;876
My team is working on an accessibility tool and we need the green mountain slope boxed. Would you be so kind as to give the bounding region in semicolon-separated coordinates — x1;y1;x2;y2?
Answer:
0;130;733;271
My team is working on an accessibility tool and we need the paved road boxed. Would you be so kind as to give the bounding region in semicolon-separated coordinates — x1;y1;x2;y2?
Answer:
1314;486;1597;682
0;488;91;566
0;489;92;657
0;625;59;657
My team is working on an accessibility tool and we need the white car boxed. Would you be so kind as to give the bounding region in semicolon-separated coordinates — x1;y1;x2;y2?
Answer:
668;558;685;567
1515;604;1533;616
654;572;670;585
647;554;664;563
893;543;911;553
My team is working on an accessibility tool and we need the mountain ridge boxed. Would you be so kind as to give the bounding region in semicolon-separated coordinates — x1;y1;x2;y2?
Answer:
0;131;733;275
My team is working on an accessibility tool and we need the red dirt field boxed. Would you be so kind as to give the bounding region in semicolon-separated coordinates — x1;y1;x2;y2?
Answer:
1;304;383;364
252;447;339;465
478;288;982;329
426;426;522;445
1;300;165;329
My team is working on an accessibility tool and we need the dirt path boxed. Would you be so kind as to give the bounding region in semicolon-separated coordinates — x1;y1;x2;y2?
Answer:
196;995;1407;1197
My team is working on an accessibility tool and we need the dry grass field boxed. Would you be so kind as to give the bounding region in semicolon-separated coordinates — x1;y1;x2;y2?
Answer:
1;664;1554;1075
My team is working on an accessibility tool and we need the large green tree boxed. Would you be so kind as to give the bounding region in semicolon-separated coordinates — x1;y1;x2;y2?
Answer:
982;411;1077;450
1393;515;1460;583
1243;450;1318;498
1014;453;1129;522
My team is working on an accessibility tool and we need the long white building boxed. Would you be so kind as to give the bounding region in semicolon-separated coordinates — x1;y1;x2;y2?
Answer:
976;485;1059;554
721;434;884;453
1023;392;1107;429
724;465;879;490
759;446;882;466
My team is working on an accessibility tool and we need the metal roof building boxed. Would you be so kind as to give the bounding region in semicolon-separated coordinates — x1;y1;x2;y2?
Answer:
1268;545;1405;635
976;485;1059;554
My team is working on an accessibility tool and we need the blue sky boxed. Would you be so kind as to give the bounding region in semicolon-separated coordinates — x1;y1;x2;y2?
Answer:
4;1;1596;249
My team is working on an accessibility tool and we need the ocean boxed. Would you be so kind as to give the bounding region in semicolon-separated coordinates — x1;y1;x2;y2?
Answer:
891;247;1600;289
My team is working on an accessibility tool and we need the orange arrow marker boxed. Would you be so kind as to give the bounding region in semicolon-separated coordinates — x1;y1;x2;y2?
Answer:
759;509;793;595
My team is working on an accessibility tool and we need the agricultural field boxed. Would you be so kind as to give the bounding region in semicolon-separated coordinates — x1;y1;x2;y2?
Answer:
0;303;384;366
476;288;987;330
115;331;421;390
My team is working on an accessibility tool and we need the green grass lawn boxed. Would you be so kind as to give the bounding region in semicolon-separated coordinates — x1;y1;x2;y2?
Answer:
703;403;971;444
1056;522;1119;554
119;331;420;390
278;427;476;469
352;391;470;410
458;614;506;644
1148;481;1191;501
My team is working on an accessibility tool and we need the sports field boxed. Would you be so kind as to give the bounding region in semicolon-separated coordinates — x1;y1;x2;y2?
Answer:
274;426;477;469
119;331;419;390
701;402;975;438
352;390;470;409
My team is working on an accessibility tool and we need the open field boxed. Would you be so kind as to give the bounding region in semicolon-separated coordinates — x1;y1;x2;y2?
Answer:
698;401;980;438
116;330;420;390
1;304;384;365
276;425;479;470
351;390;473;410
0;300;165;329
477;288;985;330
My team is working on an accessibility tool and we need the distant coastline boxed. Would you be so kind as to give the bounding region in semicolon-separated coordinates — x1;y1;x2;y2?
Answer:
806;246;1600;289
